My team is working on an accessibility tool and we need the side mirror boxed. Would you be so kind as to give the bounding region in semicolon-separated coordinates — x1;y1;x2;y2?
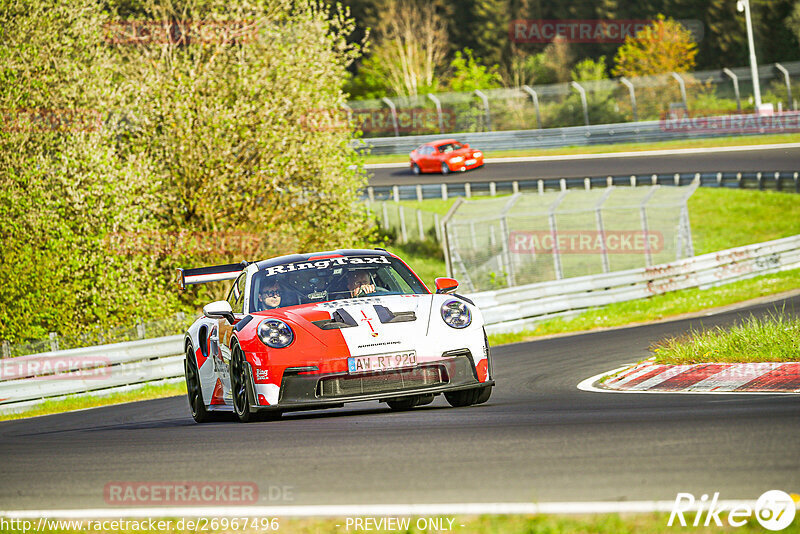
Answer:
203;300;236;325
434;277;459;294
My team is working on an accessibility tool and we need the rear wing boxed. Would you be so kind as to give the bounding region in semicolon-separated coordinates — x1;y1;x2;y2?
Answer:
177;261;249;290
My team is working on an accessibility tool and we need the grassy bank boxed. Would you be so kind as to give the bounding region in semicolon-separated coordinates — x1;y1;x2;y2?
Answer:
651;312;800;364
0;381;186;422
362;133;800;164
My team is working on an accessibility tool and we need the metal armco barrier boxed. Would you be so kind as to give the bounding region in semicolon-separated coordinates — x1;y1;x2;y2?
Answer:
472;234;800;334
0;335;184;408
2;234;798;408
354;112;800;155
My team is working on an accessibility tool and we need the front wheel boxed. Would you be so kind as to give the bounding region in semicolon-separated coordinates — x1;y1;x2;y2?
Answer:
411;163;421;175
231;345;257;423
185;345;219;423
441;162;450;175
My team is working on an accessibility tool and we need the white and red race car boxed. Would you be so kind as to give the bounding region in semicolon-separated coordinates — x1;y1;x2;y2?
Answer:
178;249;494;423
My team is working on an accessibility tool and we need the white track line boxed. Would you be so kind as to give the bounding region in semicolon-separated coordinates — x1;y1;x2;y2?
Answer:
364;142;800;169
0;500;774;518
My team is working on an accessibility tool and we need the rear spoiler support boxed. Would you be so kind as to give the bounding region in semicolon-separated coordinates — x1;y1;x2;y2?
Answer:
177;261;249;290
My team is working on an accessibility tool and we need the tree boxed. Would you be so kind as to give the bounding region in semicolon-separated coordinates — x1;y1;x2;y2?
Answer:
445;49;503;92
363;0;449;97
612;14;698;77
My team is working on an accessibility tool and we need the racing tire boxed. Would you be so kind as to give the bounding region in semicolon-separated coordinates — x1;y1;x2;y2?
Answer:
184;344;218;423
386;396;420;411
444;387;481;407
231;345;257;423
411;163;421;175
441;162;450;175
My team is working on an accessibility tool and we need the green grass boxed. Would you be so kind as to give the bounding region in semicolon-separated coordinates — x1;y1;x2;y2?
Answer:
361;132;800;164
651;312;800;364
0;381;186;422
2;512;799;533
488;268;800;347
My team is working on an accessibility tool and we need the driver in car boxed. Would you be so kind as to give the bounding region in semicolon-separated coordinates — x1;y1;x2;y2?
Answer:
347;270;376;298
257;281;282;310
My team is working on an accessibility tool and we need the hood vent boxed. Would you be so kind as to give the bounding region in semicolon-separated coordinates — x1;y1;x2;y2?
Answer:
373;305;416;324
312;308;358;330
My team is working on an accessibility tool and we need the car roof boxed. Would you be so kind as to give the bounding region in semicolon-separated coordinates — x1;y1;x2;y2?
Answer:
254;249;394;271
426;138;459;147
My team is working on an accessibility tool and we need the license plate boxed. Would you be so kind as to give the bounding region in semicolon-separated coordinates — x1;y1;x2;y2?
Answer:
465;159;476;165
348;351;417;374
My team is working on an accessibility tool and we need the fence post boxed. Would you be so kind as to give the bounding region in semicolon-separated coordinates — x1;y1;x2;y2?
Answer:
522;85;543;129
512;180;519;194
1;340;10;359
49;332;59;352
775;64;795;111
464;183;471;198
595;187;614;273
474;89;492;131
670;72;689;115
620;77;638;121
606;176;613;187
367;186;375;203
381;97;400;137
382;202;389;230
559;178;566;191
722;68;742;112
417;209;425;241
717;172;723;186
415;184;423;202
136;320;146;339
441;183;448;201
426;93;445;133
775;171;781;192
674;173;680;186
639;187;658;267
584;177;591;190
392;185;400;203
570;81;590;126
538;180;544;194
651;174;658;186
630;175;637;188
398;206;408;243
490;182;497;196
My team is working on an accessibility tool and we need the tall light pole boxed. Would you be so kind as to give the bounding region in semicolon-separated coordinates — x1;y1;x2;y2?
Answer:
737;0;762;110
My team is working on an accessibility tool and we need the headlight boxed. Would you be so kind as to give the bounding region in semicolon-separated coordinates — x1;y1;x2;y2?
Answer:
473;151;482;158
449;156;464;163
441;299;472;329
257;319;294;348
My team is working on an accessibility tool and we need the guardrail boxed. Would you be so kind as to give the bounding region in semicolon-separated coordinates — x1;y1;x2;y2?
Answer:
2;234;798;410
472;234;800;334
365;171;800;203
0;335;185;411
354;112;800;155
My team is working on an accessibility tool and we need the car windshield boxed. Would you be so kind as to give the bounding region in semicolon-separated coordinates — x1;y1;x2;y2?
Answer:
249;254;429;311
438;142;462;153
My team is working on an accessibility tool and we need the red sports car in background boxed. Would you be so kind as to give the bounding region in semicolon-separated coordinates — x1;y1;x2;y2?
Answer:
409;139;484;175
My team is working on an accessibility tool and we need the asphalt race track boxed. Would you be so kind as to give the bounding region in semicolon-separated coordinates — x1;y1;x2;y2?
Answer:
1;295;798;511
368;145;800;186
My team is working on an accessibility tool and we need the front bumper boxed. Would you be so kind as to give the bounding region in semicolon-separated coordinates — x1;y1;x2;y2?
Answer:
254;354;491;412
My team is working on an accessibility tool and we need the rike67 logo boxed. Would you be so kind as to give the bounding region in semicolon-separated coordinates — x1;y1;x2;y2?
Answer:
669;490;797;530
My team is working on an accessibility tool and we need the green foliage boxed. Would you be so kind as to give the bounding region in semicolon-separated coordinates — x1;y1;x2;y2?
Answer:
612;14;698;77
652;312;800;364
0;0;368;343
572;56;609;82
445;48;503;92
